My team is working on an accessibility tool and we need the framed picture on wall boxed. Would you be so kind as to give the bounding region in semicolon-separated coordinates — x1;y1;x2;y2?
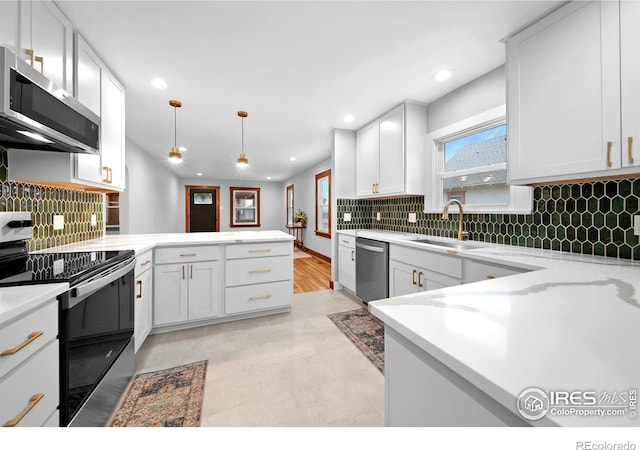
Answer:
230;187;261;227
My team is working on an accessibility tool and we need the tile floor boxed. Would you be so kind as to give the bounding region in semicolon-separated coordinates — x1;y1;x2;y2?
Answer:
135;289;385;426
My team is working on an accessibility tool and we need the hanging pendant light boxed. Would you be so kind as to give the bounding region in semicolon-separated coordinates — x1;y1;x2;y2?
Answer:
168;100;183;163
236;111;249;168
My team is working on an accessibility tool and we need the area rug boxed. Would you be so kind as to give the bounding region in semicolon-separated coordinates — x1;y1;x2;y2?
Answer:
327;308;385;373
109;360;207;427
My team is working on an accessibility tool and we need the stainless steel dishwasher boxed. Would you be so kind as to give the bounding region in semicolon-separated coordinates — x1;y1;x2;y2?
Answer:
355;237;389;303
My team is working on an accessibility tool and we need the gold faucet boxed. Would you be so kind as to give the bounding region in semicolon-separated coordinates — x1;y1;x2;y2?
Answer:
441;199;469;241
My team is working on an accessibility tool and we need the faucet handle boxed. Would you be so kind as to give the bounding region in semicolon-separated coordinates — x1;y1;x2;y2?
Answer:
459;231;470;241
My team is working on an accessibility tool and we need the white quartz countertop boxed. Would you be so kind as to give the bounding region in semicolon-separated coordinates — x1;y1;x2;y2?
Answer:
34;230;295;255
340;230;640;427
0;283;68;324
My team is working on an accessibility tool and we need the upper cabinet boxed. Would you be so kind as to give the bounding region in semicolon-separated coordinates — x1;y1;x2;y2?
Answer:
20;0;73;92
0;2;20;52
506;1;639;185
355;102;427;198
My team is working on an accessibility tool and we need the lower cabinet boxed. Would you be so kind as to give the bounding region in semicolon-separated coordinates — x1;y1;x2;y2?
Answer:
134;250;153;353
337;234;356;293
462;259;531;284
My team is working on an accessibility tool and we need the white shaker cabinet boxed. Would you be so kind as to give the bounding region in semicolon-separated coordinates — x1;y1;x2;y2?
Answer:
0;1;20;52
356;122;379;197
134;250;153;353
337;234;356;293
620;0;640;171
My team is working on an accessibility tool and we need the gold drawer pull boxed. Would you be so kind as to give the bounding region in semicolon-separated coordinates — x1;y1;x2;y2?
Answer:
180;253;196;257
249;295;271;301
629;136;635;164
249;269;272;274
140;260;151;266
25;49;34;66
342;240;349;244
3;393;44;427
606;141;613;168
249;249;271;253
1;332;44;357
136;280;142;299
34;55;44;74
412;269;417;286
486;275;496;280
418;271;424;288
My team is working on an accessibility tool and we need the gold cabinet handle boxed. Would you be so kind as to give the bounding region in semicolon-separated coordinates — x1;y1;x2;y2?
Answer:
109;168;113;183
351;250;355;262
249;295;271;301
248;249;271;253
182;266;185;280
629;137;635;164
140;260;151;266
180;253;196;257
136;280;142;299
418;271;424;288
342;239;349;244
486;275;496;280
3;393;45;427
25;49;34;66
606;141;613;168
249;269;272;274
102;166;110;183
412;269;417;285
190;265;193;279
1;331;44;357
34;55;43;74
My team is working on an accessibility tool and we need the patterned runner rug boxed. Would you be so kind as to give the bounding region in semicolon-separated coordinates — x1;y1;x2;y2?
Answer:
327;308;385;373
110;360;207;427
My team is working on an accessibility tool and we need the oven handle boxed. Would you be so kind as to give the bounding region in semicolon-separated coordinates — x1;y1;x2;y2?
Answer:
66;257;136;307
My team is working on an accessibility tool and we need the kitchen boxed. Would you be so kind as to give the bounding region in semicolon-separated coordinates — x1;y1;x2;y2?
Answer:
0;0;639;448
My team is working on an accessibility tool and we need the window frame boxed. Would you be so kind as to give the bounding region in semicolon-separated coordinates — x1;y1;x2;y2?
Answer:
315;169;331;238
229;186;261;228
286;184;295;226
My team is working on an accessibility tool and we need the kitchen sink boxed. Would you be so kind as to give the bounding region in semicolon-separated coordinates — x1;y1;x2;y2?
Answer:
411;238;485;251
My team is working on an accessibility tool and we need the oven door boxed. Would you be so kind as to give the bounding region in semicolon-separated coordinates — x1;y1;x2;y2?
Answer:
59;257;135;426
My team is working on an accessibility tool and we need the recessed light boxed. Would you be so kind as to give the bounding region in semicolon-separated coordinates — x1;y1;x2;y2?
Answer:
179;146;187;152
151;78;168;89
267;176;272;180
197;173;202;176
289;157;296;161
434;70;452;82
343;114;354;123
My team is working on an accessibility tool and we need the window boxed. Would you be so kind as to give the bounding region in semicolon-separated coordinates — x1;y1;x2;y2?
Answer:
230;187;260;227
315;169;331;238
425;106;532;214
286;184;294;225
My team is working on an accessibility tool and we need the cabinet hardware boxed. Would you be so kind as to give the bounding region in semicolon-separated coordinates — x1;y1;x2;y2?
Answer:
342;240;349;244
486;275;496;280
34;55;43;74
136;280;142;299
180;253;196;257
606;141;612;168
2;393;44;427
249;295;271;301
351;250;355;262
190;265;193;279
412;269;417;285
629;137;635;164
249;269;271;274
418;271;424;288
248;249;271;253
108;167;113;183
1;331;44;357
141;260;151;266
25;49;34;66
182;266;185;280
103;166;110;183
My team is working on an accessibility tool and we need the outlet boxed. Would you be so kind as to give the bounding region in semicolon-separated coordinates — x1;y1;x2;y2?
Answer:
91;214;97;227
376;212;381;221
634;215;640;236
53;214;64;230
408;212;417;223
343;212;352;222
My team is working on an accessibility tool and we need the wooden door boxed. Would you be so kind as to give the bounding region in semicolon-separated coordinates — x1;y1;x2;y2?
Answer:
186;185;220;232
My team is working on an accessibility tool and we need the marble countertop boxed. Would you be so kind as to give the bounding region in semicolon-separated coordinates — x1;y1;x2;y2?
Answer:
340;230;640;427
0;283;68;324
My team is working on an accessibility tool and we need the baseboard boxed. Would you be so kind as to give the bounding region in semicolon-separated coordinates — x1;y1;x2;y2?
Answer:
304;247;331;263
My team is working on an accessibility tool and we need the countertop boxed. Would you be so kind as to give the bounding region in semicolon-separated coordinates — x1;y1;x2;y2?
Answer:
339;230;640;427
0;283;68;324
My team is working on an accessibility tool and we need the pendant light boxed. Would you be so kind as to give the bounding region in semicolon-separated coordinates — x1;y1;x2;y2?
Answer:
236;111;249;168
168;100;183;163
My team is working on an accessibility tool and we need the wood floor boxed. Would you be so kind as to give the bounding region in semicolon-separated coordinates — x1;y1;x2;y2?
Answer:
293;252;331;293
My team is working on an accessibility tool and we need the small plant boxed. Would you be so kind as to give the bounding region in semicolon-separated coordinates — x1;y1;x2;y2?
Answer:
294;209;307;226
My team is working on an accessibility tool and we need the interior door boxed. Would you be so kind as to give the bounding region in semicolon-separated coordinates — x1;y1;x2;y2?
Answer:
186;186;220;232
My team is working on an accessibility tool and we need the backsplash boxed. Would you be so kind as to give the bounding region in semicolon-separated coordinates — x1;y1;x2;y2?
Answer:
0;149;104;251
337;178;640;260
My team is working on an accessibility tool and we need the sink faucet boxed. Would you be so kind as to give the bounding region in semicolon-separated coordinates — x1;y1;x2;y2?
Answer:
441;199;469;241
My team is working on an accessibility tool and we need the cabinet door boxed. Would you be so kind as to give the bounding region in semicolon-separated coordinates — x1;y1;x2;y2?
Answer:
0;1;19;52
418;268;461;292
101;71;126;189
75;34;102;116
507;1;620;183
356;122;379;197
621;0;640;169
134;269;153;353
20;0;73;91
389;260;419;297
378;105;404;195
188;261;221;321
338;244;356;293
154;263;188;326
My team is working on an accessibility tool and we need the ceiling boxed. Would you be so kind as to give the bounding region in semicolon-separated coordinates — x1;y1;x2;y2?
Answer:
56;0;561;182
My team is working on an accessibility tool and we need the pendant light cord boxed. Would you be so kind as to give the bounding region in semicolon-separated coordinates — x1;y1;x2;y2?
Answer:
241;116;244;155
174;106;177;148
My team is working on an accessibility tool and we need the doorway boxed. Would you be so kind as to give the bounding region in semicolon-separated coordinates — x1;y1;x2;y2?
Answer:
185;185;220;232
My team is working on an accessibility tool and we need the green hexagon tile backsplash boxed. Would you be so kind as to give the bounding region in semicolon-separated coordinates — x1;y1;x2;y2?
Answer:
0;149;104;251
337;179;640;260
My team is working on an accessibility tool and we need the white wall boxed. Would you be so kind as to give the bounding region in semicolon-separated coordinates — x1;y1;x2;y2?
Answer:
178;178;283;232
282;157;332;258
120;138;182;234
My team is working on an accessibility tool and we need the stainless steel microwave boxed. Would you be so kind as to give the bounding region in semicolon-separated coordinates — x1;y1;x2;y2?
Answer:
0;46;100;154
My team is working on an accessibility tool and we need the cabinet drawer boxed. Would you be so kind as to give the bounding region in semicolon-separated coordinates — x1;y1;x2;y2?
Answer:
463;259;530;284
135;250;153;276
155;245;220;264
226;242;291;259
225;280;293;315
337;234;356;248
226;256;292;287
0;301;58;380
390;245;462;279
0;340;59;427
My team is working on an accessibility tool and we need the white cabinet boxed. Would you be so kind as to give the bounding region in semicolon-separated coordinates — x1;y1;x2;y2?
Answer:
620;0;640;171
337;234;356;293
134;250;153;353
389;244;461;297
355;102;426;198
153;246;221;327
75;34;102;117
0;298;59;427
462;259;530;284
0;1;20;52
19;0;73;91
507;0;639;184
